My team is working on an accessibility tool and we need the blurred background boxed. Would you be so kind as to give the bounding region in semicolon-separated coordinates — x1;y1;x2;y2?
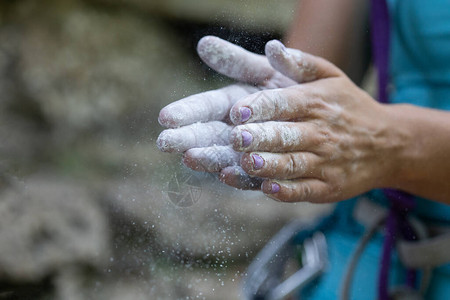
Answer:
0;0;332;299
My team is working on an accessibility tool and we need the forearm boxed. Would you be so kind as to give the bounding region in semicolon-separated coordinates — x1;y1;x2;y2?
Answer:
386;104;450;204
285;0;370;83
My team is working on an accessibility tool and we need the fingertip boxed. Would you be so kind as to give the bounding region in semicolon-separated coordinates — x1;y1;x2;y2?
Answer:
218;167;234;185
182;150;198;171
265;39;287;58
197;35;219;52
158;107;172;127
261;180;281;194
265;39;291;64
219;166;242;188
229;106;240;125
230;106;252;125
182;155;211;172
158;105;184;128
156;131;172;152
240;153;253;173
267;42;343;82
265;41;305;83
156;129;186;153
240;107;252;122
230;127;253;151
197;35;225;64
197;36;276;85
220;166;263;190
240;153;264;174
241;130;253;147
229;127;239;149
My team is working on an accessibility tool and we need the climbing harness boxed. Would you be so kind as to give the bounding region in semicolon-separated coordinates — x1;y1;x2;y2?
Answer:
371;0;422;296
241;219;329;300
242;0;450;299
242;199;450;299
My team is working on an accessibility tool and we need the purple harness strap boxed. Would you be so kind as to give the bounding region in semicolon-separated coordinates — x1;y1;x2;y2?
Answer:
370;0;418;299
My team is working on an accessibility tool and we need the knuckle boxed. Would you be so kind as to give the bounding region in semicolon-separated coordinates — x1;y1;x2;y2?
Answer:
278;124;301;149
284;153;308;178
285;153;297;177
279;183;313;203
314;127;331;145
250;90;285;120
298;183;313;201
271;190;291;202
305;98;329;118
329;179;343;196
256;90;274;106
320;168;329;180
309;125;337;152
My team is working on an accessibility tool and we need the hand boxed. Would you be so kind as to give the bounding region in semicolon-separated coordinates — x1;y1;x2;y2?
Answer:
226;40;399;202
157;36;299;189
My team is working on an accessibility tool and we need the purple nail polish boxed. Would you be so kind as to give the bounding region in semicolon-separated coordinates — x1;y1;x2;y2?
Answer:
270;183;280;194
239;107;251;123
252;154;264;170
241;131;252;147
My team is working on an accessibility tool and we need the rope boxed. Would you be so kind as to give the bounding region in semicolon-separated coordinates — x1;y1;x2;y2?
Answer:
340;215;386;300
370;1;419;298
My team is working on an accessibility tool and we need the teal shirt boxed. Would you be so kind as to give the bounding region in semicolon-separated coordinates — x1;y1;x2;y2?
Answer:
387;0;450;222
300;2;450;298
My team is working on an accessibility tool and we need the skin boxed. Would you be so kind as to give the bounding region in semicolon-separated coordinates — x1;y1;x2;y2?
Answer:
227;44;450;204
285;0;370;83
157;36;293;188
158;36;308;189
158;3;450;204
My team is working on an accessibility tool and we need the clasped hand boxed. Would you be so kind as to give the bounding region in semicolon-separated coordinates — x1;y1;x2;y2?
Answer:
158;36;400;203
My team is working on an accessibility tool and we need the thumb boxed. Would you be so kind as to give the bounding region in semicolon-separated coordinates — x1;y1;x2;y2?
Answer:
265;40;344;83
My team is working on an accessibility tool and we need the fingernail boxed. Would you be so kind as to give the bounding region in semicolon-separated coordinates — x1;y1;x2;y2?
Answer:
240;107;251;123
241;131;252;147
252;154;264;170
269;182;280;194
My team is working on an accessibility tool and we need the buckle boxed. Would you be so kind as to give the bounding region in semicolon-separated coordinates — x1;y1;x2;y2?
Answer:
242;220;328;300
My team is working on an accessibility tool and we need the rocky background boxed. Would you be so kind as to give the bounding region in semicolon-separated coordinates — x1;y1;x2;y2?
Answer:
0;0;333;299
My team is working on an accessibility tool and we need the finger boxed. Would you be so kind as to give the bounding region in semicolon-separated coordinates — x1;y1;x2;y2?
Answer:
229;86;323;124
158;84;258;128
183;145;241;172
219;166;263;190
261;179;331;203
157;121;231;153
240;151;322;180
197;36;294;87
265;40;343;83
230;122;323;153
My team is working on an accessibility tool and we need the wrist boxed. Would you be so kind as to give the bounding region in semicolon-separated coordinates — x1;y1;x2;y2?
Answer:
378;104;418;190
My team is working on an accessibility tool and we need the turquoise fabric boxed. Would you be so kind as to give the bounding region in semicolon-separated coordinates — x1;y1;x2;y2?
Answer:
387;0;450;222
298;1;450;298
388;0;450;110
300;199;407;299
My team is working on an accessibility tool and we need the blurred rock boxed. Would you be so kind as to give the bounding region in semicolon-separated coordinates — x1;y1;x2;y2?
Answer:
0;113;49;175
0;0;211;146
92;0;298;32
0;175;109;282
0;1;329;299
0;23;52;175
106;169;331;262
54;269;155;300
0;0;226;180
